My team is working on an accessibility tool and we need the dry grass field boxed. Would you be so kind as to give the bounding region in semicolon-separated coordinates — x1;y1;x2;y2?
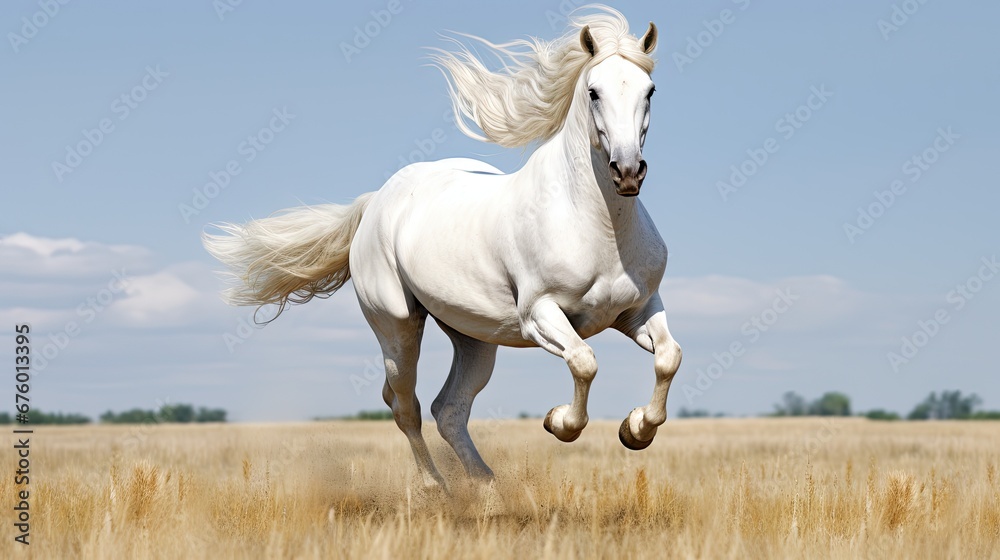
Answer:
2;418;999;559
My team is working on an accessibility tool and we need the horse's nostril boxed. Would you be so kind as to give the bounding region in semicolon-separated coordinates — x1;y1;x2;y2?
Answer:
609;161;622;182
636;160;647;181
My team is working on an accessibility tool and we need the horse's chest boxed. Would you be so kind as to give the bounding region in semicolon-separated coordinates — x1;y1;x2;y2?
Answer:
521;214;667;338
563;271;654;337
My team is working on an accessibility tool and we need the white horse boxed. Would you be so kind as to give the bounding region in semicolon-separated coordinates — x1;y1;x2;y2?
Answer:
204;7;682;488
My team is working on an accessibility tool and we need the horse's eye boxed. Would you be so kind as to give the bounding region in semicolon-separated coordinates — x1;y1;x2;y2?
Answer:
589;89;599;101
647;86;656;100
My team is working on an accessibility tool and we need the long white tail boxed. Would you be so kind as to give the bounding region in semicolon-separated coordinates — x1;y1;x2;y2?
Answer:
202;193;374;316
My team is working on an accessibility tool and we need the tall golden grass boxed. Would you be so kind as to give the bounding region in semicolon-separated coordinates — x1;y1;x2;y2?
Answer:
2;418;998;558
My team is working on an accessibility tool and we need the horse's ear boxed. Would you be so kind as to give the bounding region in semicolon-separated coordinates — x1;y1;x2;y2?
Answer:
580;25;596;57
640;22;658;54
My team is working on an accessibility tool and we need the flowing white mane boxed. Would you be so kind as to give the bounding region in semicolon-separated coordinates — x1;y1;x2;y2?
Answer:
430;5;656;148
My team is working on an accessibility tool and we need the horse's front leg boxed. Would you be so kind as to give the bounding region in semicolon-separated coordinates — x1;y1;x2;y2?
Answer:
615;294;682;450
520;299;597;443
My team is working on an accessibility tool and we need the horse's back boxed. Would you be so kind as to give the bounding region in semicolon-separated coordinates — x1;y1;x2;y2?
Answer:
360;156;508;231
350;158;525;342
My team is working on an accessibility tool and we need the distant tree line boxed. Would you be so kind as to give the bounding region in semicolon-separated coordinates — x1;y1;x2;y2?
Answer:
0;410;91;425
315;409;394;421
0;403;227;425
903;391;1000;420
100;404;227;424
771;390;1000;421
677;408;727;418
772;391;853;417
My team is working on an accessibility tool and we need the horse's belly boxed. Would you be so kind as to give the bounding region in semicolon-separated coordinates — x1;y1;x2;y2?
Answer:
414;287;528;346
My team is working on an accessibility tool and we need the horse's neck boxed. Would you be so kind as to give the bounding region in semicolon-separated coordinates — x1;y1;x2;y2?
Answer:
522;125;640;234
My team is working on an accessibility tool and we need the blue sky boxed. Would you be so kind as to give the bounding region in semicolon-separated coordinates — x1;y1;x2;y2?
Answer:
2;1;998;422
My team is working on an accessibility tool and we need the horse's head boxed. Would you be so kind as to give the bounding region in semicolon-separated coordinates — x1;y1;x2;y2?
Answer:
581;23;657;197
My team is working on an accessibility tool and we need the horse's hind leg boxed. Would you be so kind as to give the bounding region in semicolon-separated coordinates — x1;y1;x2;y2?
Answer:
364;306;445;489
431;320;498;480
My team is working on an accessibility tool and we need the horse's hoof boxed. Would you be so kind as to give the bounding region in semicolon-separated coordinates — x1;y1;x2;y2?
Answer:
619;414;654;451
543;406;582;442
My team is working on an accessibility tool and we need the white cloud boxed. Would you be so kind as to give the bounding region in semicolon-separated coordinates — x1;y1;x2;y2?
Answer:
664;274;783;317
108;269;207;327
1;232;87;256
661;273;886;336
0;231;153;280
0;233;209;331
0;306;76;332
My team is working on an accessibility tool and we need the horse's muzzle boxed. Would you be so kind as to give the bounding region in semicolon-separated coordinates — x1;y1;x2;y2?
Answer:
609;159;646;197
